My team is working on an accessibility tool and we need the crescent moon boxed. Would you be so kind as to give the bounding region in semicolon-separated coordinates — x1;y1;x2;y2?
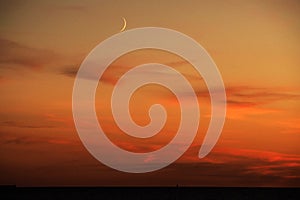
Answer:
120;17;127;32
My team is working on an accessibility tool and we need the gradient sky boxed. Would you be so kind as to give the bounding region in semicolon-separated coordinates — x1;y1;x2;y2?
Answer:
0;0;300;186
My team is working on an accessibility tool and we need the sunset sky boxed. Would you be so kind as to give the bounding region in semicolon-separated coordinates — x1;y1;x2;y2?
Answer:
0;0;300;186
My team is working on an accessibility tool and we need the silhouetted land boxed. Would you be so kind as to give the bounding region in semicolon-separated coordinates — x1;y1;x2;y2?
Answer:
1;186;300;200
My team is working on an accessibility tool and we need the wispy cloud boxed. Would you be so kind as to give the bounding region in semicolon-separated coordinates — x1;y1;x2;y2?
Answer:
226;86;300;105
0;75;7;84
60;65;79;77
0;133;73;146
0;120;55;129
0;38;58;70
48;3;88;12
173;146;300;186
224;86;300;119
59;60;202;85
277;119;300;134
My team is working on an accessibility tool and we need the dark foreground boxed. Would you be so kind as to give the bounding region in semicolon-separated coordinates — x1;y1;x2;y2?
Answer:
1;186;300;200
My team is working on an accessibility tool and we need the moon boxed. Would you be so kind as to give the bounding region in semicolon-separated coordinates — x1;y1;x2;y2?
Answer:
120;17;127;32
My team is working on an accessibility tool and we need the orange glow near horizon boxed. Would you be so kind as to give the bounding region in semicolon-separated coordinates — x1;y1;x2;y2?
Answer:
0;0;300;186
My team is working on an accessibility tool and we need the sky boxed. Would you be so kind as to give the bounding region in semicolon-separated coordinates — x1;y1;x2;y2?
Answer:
0;0;300;186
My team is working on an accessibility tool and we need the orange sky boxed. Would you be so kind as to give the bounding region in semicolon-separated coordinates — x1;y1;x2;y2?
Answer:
0;0;300;186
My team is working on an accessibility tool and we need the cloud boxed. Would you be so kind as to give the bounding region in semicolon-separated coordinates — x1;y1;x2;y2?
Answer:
48;3;88;12
60;61;299;121
169;146;300;186
223;86;300;119
0;38;58;70
226;86;300;105
0;134;38;145
158;161;300;187
1;123;299;187
161;85;300;119
60;65;80;77
277;119;300;134
0;132;71;146
59;60;202;85
175;85;300;106
0;75;7;84
60;63;122;85
226;100;258;107
1;120;55;129
55;5;87;12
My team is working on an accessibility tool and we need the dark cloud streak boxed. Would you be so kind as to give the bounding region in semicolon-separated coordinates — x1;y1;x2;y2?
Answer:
0;38;58;70
1;120;56;129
